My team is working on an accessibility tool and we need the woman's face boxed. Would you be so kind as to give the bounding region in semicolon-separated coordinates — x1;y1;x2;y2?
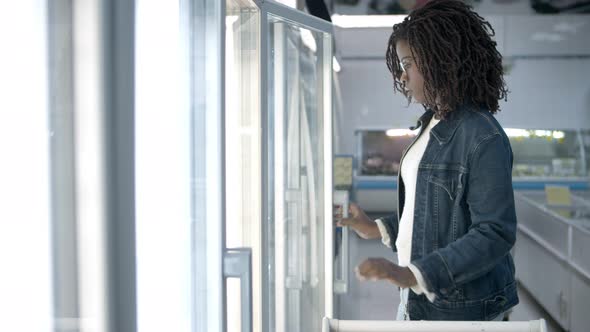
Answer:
395;39;426;104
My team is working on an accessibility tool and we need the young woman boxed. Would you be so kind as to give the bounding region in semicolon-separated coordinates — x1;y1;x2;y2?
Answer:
337;0;518;321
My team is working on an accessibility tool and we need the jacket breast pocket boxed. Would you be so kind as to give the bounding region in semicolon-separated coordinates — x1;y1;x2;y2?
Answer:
427;168;465;243
428;169;463;201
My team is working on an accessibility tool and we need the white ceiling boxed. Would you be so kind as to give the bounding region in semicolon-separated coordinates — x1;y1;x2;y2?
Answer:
334;15;590;58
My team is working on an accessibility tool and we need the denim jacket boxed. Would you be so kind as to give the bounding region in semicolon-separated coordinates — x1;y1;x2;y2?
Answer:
380;104;519;320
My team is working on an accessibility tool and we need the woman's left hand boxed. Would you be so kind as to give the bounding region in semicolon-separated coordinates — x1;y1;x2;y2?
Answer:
355;257;417;288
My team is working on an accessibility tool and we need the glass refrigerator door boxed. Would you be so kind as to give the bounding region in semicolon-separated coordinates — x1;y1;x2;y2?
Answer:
224;2;332;331
267;8;333;332
225;2;261;332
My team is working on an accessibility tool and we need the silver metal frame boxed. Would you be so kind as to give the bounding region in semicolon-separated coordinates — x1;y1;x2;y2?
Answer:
195;0;225;332
258;0;333;34
206;1;226;332
101;1;137;330
71;0;136;331
269;18;287;332
260;3;274;332
577;129;588;177
47;0;80;327
321;23;335;320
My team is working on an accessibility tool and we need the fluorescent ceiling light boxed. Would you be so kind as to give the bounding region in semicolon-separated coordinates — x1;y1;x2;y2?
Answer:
505;128;565;139
535;130;552;137
505;128;531;138
553;131;565;139
386;128;416;137
331;14;406;28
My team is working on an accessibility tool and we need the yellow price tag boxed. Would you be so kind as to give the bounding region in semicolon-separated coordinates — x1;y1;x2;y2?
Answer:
545;185;572;207
334;156;353;188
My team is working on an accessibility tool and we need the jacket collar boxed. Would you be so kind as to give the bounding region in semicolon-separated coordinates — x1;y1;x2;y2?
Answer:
410;108;435;131
414;103;479;144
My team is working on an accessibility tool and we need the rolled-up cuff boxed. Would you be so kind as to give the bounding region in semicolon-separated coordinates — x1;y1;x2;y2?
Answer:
375;218;392;248
408;263;437;302
411;251;456;299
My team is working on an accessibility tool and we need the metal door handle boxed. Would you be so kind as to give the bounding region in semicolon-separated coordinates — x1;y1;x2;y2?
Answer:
285;190;303;290
224;248;253;332
333;190;349;294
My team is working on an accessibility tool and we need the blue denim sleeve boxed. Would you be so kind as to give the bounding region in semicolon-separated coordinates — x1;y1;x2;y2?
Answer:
379;215;399;252
411;133;517;296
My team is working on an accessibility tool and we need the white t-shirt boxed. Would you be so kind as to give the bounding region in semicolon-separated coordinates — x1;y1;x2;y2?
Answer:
376;116;440;302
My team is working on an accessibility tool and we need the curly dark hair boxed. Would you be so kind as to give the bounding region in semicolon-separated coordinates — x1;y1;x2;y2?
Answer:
385;0;508;118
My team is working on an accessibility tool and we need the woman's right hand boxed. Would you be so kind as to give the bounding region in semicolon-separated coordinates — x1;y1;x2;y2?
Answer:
334;202;380;239
335;202;372;228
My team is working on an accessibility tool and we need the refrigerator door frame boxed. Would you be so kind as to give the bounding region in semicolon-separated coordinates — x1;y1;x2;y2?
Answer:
259;0;334;330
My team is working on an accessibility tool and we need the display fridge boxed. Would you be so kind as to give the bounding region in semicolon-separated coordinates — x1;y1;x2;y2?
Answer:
223;1;334;331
